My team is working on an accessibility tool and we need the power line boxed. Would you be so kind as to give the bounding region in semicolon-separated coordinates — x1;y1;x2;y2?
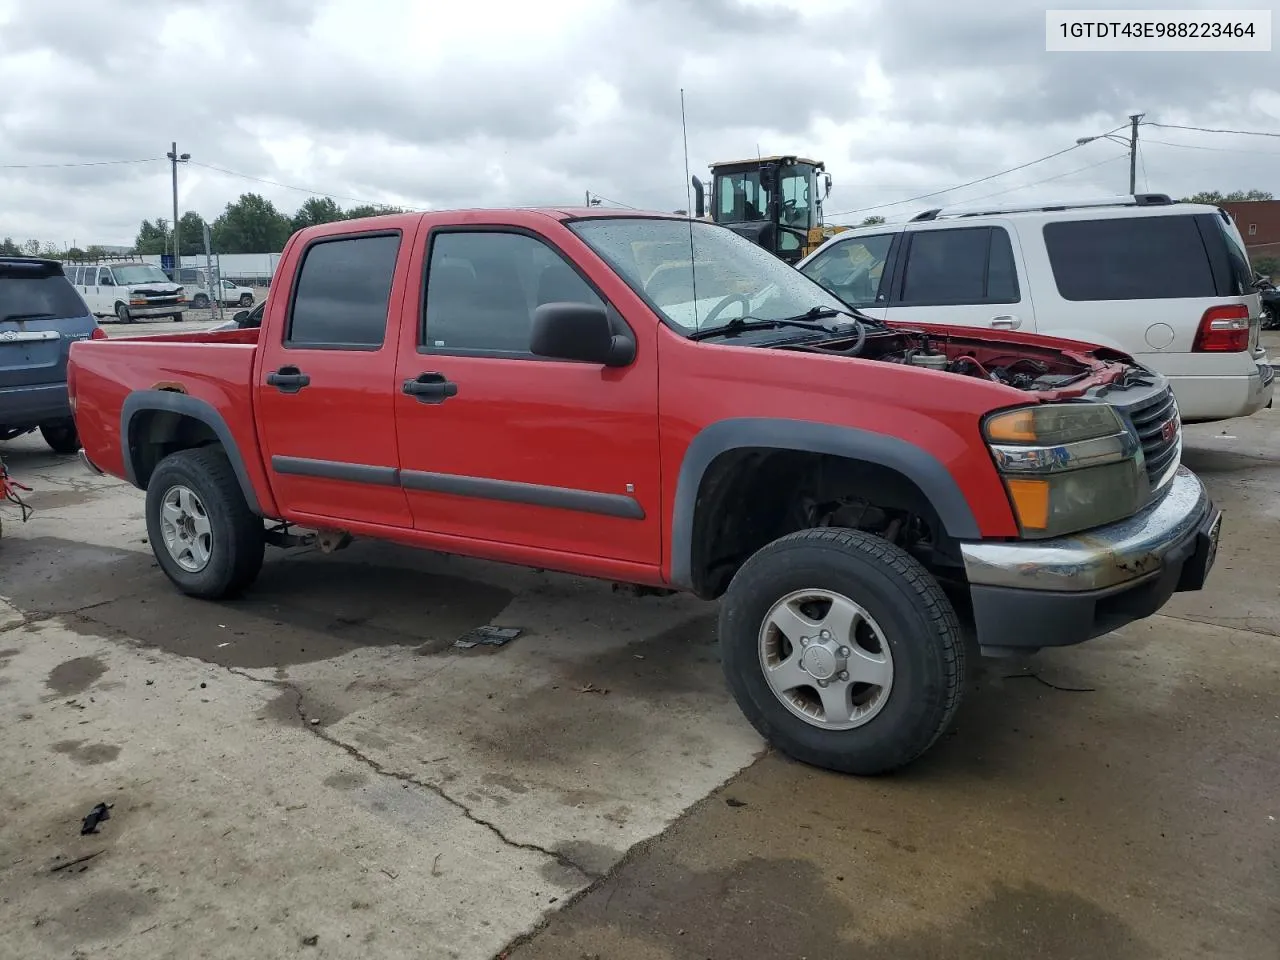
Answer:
825;132;1124;218
1141;137;1280;157
937;154;1130;209
0;157;163;169
585;192;638;209
187;160;416;209
1146;122;1280;139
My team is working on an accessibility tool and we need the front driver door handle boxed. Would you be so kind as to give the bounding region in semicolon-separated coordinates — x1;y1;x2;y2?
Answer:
990;315;1022;330
403;372;458;404
266;365;310;394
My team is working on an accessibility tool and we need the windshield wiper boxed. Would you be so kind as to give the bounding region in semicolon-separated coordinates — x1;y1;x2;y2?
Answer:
687;304;873;342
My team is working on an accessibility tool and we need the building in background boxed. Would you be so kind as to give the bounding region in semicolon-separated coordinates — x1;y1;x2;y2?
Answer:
1221;200;1280;265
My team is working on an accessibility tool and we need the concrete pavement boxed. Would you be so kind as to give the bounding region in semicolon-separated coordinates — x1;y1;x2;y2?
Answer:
0;330;1277;958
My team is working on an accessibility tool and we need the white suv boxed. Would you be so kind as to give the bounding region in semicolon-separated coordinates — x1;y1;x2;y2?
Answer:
797;194;1273;423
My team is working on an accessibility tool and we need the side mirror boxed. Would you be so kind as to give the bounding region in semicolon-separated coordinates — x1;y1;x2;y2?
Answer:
232;310;249;323
691;176;706;219
530;302;635;367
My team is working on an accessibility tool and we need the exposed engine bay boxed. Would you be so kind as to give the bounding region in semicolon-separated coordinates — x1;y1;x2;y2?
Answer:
783;321;1137;397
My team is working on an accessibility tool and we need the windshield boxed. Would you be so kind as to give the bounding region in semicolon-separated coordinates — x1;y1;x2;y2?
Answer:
568;217;850;335
111;264;172;285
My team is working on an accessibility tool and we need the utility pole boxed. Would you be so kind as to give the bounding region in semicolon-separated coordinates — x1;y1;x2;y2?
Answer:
166;142;190;277
1128;113;1144;194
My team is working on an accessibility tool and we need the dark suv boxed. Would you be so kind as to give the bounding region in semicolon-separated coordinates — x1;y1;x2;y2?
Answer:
1;258;105;453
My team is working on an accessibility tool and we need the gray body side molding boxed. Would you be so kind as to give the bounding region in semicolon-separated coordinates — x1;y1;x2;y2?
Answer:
668;417;981;589
120;390;264;515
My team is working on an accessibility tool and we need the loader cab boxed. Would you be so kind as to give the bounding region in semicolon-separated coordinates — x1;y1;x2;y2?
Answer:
692;156;832;263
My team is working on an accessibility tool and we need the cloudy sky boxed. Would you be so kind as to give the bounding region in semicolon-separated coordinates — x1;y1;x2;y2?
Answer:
1;0;1277;248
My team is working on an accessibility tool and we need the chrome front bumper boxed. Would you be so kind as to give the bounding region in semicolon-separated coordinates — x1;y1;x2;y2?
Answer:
960;466;1213;593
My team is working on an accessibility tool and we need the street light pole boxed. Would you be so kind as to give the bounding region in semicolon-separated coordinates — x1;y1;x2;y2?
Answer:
166;142;190;277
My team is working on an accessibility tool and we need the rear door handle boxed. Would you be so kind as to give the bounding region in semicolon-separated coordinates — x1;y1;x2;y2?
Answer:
990;315;1022;330
403;372;457;404
266;366;310;394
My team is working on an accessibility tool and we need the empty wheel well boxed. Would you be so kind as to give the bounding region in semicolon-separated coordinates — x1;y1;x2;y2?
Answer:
687;448;961;599
128;410;221;488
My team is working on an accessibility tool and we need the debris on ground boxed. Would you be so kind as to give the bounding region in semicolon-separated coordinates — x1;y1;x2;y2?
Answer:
577;683;609;695
301;934;319;947
454;625;523;650
725;797;748;808
50;851;104;873
80;802;112;835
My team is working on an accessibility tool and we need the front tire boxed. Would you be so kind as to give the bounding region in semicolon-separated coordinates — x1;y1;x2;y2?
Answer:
145;447;264;599
719;527;966;775
40;419;80;454
1262;304;1278;331
114;302;131;324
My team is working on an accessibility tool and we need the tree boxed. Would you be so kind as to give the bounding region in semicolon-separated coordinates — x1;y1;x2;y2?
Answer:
134;218;170;255
860;215;886;226
23;239;40;256
178;211;209;255
292;196;345;232
0;237;20;256
1182;189;1273;204
344;203;409;220
210;193;293;253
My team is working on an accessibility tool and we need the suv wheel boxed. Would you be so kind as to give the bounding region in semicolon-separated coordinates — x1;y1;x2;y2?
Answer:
1262;304;1278;331
39;419;80;455
114;302;131;324
145;447;264;599
192;293;209;309
719;527;966;775
238;293;254;307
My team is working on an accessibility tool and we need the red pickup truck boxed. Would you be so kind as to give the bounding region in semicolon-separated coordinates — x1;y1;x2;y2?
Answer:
68;209;1222;774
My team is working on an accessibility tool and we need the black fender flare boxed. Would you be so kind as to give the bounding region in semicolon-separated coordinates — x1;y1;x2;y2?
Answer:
120;390;263;515
668;418;981;589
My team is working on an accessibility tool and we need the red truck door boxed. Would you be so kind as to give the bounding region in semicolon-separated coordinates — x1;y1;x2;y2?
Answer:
392;219;661;566
254;224;415;528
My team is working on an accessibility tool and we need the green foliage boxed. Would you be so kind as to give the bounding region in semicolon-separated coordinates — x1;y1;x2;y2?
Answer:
859;215;886;226
0;237;20;256
1252;256;1279;279
211;193;293;254
134;218;170;255
292;196;345;232
343;203;409;220
1182;189;1274;204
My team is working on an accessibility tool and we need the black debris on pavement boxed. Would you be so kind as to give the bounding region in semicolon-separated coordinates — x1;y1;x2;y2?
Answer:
454;625;523;650
80;802;112;835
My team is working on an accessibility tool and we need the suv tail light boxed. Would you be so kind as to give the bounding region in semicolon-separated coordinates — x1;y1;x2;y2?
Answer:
1193;304;1250;352
90;326;108;340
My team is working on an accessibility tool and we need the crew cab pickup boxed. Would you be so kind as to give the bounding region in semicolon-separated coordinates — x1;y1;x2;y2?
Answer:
67;209;1223;775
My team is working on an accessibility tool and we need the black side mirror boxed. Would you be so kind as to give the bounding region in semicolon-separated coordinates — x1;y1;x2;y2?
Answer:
530;302;635;367
232;310;249;323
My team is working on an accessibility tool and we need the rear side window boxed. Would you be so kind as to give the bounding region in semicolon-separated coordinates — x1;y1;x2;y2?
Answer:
286;233;401;349
0;264;89;320
1043;216;1216;300
897;226;1018;305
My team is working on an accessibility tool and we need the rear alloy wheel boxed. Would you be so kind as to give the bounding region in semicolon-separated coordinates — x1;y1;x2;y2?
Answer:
145;447;264;599
40;419;79;454
239;293;254;307
192;293;210;309
115;302;131;324
1262;304;1278;331
719;527;966;775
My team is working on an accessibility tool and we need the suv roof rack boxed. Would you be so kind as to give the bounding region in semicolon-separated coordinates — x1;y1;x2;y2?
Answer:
911;193;1175;222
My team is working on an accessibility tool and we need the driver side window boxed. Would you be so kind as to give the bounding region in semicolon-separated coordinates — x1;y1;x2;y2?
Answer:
799;234;894;309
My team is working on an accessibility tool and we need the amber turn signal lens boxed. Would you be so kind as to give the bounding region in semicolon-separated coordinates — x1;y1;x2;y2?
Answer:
985;408;1038;443
1005;478;1049;530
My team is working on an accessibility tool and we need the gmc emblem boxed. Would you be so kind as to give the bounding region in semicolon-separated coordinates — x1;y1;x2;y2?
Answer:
1160;419;1177;444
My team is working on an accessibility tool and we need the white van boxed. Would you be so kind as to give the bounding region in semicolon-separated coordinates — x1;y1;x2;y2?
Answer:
65;259;187;323
797;194;1273;424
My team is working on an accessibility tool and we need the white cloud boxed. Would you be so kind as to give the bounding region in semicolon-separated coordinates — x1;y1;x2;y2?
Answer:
0;0;1277;247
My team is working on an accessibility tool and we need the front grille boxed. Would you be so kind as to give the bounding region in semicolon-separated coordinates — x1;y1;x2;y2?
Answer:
143;296;181;306
1126;386;1180;490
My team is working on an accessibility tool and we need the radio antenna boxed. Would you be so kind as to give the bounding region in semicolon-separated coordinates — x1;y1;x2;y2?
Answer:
680;88;699;327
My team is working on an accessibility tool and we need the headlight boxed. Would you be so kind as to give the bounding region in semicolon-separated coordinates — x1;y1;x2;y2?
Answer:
984;402;1143;539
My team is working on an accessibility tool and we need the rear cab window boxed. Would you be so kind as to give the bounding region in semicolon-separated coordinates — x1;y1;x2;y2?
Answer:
0;261;90;322
285;233;401;349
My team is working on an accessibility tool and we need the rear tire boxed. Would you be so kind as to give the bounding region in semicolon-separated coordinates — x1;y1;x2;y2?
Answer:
192;294;210;309
1262;304;1278;331
239;293;254;307
40;419;80;455
718;527;966;775
145;447;264;599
